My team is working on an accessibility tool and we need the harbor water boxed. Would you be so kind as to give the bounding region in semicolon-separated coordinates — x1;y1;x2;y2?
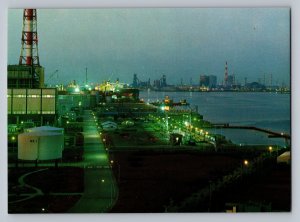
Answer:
140;91;290;146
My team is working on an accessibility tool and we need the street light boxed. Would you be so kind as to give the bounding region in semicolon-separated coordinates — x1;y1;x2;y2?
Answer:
243;160;249;166
268;146;273;156
268;146;273;152
204;131;208;142
12;136;16;153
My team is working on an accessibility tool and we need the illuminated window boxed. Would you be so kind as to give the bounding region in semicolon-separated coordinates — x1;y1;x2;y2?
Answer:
42;111;55;114
13;111;26;114
42;95;55;98
28;95;40;98
27;111;41;114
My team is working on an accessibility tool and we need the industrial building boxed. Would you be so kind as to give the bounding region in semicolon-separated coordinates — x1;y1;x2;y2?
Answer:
200;75;209;87
153;74;167;89
95;80;139;102
132;73;151;88
8;65;44;88
8;88;57;125
132;73;168;90
8;9;57;126
208;75;217;88
200;75;217;89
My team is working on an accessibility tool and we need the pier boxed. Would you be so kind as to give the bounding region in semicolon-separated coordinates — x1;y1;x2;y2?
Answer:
212;123;291;140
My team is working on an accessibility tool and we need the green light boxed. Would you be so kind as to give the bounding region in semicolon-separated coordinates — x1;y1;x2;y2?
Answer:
101;179;105;183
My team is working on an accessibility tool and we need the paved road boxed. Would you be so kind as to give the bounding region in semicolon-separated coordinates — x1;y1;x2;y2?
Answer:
69;110;118;213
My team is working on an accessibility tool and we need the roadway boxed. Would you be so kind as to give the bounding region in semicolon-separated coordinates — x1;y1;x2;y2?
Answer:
68;110;118;213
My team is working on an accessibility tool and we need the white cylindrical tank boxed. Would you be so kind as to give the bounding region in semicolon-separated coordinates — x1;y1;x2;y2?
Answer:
25;126;64;150
18;131;64;161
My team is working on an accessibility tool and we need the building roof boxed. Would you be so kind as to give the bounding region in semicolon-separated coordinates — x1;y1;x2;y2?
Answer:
27;126;64;132
19;131;62;137
277;151;291;164
101;121;117;126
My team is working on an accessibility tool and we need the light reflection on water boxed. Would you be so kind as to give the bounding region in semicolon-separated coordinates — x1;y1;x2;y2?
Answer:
140;91;290;146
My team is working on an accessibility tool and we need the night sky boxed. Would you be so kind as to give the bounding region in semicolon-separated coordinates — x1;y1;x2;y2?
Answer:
8;8;290;86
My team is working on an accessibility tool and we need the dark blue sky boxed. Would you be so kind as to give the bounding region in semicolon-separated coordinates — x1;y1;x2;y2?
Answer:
8;8;290;86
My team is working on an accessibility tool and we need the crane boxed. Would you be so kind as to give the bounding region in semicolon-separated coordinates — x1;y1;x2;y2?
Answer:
46;69;59;85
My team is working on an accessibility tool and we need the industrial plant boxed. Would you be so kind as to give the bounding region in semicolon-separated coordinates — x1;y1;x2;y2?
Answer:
7;9;291;213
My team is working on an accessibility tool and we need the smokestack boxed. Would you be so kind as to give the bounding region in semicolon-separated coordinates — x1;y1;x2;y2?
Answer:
224;61;228;87
19;9;40;66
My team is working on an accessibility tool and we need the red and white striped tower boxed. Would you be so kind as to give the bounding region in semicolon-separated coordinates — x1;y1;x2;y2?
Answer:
224;61;228;87
19;9;40;66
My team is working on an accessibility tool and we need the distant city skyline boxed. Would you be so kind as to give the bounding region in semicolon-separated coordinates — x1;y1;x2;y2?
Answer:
8;8;290;86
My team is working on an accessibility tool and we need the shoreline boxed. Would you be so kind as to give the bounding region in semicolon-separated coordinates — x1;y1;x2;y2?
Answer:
138;89;291;94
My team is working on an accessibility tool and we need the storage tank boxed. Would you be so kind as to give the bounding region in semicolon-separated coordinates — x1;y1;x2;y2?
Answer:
18;131;63;161
25;126;64;151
